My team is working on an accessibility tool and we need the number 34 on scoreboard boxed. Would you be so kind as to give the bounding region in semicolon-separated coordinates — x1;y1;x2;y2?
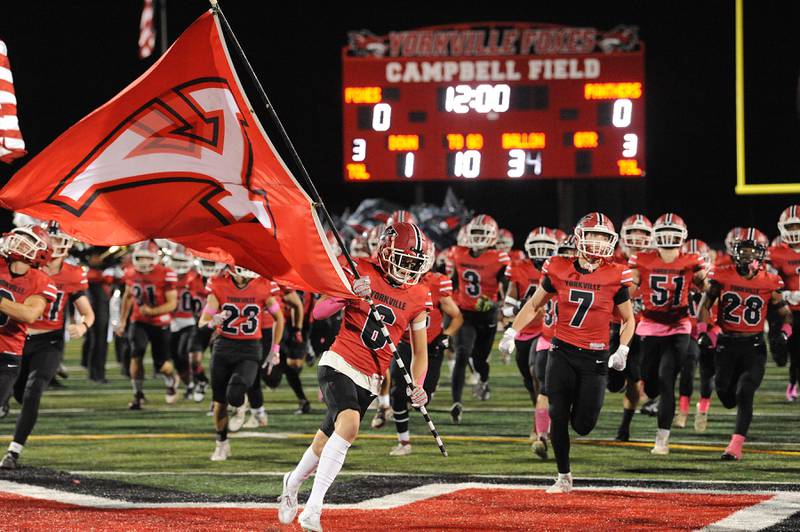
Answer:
343;22;645;182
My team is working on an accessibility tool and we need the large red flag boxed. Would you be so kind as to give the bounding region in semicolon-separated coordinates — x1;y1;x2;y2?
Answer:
0;11;353;298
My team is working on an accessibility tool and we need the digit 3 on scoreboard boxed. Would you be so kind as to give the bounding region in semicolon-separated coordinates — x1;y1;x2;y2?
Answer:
342;22;645;181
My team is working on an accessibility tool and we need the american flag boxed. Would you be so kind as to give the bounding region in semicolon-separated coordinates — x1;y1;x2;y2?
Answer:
138;0;156;59
0;40;26;163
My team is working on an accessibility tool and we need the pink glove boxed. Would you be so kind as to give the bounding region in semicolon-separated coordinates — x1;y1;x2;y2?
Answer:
781;323;793;340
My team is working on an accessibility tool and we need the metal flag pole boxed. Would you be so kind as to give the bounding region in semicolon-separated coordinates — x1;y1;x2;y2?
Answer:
207;0;447;457
159;0;168;55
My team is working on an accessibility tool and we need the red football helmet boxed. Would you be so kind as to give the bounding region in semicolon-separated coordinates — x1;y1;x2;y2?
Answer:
195;258;225;278
456;226;468;247
387;209;417;226
163;242;194;275
557;235;578;257
366;223;386;257
574;212;618;258
620;214;654;249
724;227;744;255
377;222;431;286
1;225;52;267
552;228;567;242
524;227;558;261
44;221;74;259
131;240;161;273
349;233;370;258
228;264;260;280
497;228;514;252
732;227;768;274
653;213;688;249
464;214;499;250
778;205;800;245
682;238;711;266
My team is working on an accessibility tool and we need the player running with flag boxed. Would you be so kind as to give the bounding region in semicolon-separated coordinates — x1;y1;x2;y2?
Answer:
278;222;432;531
500;213;635;493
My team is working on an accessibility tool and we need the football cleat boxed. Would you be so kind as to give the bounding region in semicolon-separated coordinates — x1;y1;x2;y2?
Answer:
546;473;573;494
639;399;658;417
532;436;548;460
228;406;247;432
472;380;491;401
183;384;194;401
389;442;412;456
450;402;463;424
0;452;19;470
694;412;708;432
242;411;268;429
277;472;299;524
128;392;145;410
614;428;630;442
721;452;740;461
651;433;670;455
298;503;323;532
295;399;311;415
165;385;178;404
193;381;207;403
787;383;798;402
673;412;688;429
210;440;231;461
370;405;390;429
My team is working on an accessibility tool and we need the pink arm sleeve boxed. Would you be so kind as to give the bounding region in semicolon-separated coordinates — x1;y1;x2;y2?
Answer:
312;297;346;320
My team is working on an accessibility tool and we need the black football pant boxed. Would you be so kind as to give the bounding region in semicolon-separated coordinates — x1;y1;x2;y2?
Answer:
84;283;110;381
698;343;715;399
12;332;62;446
0;353;21;410
546;340;608;474
391;336;446;435
452;310;497;403
677;338;700;398
788;311;800;386
714;334;767;437
514;336;539;405
169;325;194;377
641;334;690;430
129;322;171;370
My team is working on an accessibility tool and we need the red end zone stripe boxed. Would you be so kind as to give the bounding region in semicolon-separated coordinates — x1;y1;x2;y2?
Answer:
0;487;771;531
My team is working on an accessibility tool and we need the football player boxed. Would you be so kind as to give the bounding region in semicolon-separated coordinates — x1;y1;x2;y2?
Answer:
716;227;743;268
449;214;510;422
500;213;635;493
609;214;653;442
198;265;284;461
0;225;63;469
386;209;417;226
627;214;707;454
278;222;432;531
186;258;225;402
163;243;204;398
115;241;179;409
502;227;556;456
769;205;800;402
676;239;714;431
697;229;791;460
498;228;525;261
389;239;463;456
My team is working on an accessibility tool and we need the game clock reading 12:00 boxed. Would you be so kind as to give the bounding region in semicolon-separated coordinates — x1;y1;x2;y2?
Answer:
342;22;645;182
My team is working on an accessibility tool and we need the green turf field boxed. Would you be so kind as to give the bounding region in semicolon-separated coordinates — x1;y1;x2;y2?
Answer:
3;340;800;498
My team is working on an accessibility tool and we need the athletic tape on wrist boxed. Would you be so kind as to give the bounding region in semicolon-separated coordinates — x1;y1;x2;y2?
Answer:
270;343;280;353
411;320;427;331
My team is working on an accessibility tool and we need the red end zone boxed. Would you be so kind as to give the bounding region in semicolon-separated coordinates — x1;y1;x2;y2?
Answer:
0;487;770;531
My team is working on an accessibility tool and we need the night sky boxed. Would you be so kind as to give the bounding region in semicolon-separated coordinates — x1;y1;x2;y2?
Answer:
2;1;799;248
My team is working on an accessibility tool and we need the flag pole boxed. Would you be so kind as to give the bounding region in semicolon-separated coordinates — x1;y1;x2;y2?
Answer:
209;0;447;457
159;0;168;55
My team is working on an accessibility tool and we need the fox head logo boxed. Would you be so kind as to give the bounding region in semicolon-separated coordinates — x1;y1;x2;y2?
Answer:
45;78;275;232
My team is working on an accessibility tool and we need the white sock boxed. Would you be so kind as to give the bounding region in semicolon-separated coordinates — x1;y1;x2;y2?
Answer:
251;406;265;416
378;394;390;408
287;445;320;493
397;431;410;443
8;442;23;455
656;428;670;442
306;432;351;508
558;472;571;481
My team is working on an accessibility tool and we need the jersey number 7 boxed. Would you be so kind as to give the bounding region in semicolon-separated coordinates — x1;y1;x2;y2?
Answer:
568;289;594;327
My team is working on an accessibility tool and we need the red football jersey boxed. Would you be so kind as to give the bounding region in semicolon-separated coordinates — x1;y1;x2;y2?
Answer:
330;258;432;376
715;253;734;268
450;246;510;311
207;273;274;340
174;270;205;320
709;266;783;334
509;249;526;262
768;244;800;311
542;256;632;351
32;262;88;331
401;271;452;343
629;251;705;324
261;281;282;329
506;259;543;337
124;264;178;326
0;257;58;355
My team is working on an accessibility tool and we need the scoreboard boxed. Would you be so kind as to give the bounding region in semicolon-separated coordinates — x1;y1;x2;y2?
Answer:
342;23;645;182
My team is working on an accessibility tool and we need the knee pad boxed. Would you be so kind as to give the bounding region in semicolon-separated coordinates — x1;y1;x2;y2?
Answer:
226;374;248;407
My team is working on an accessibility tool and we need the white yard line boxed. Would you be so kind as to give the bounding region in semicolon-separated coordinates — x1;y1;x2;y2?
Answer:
702;492;800;531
